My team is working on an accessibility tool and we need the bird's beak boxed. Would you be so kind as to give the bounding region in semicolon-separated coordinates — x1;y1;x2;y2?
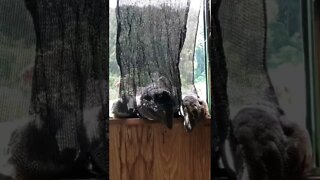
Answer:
158;104;174;129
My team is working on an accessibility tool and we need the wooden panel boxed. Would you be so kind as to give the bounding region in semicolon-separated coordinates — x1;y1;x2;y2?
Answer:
109;118;211;180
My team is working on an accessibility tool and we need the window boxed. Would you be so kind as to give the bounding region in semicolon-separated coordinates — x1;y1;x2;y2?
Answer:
109;0;319;176
260;0;320;169
266;0;307;128
109;1;120;117
109;0;207;118
315;0;320;167
305;0;320;167
0;0;36;122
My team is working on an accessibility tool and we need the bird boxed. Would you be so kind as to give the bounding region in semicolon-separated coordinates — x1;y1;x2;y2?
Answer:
137;76;177;129
111;94;138;118
181;94;210;132
232;103;313;180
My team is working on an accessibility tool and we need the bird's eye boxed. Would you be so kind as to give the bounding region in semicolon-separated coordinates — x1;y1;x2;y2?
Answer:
199;101;203;105
154;94;161;101
155;91;171;103
162;91;170;98
144;95;152;101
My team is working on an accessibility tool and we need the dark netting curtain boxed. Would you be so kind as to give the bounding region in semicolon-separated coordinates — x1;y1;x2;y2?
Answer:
5;0;109;179
115;0;190;111
211;0;313;179
220;0;279;117
210;0;283;177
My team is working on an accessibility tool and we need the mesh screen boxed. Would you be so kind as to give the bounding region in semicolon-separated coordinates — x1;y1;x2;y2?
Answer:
0;0;108;178
115;0;191;112
210;0;283;176
215;0;313;179
220;0;279;118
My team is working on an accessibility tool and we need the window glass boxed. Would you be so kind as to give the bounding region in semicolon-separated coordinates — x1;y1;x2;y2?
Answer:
109;0;206;117
109;1;120;117
0;0;36;122
266;0;306;128
193;2;207;101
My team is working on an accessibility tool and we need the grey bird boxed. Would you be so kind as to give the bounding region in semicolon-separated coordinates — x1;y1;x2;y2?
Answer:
112;94;138;118
232;103;313;180
181;95;210;132
137;77;177;129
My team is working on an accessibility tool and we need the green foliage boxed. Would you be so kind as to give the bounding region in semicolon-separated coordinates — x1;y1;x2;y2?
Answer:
193;9;206;86
277;0;301;36
266;0;304;69
0;0;37;121
0;0;36;46
109;8;120;79
194;41;205;81
195;72;205;83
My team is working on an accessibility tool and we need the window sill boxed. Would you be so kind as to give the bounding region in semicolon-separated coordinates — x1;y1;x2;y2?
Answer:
109;117;211;126
307;168;320;179
109;116;211;179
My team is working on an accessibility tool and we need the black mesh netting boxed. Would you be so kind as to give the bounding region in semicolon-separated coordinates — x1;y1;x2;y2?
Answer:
210;0;276;142
212;0;313;179
0;0;109;179
115;0;191;117
112;0;203;130
220;0;279;116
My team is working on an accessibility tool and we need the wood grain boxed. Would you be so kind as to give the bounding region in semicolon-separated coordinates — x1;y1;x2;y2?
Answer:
109;118;211;180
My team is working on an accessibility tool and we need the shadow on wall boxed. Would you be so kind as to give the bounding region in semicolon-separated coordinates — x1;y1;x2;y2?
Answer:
269;63;306;128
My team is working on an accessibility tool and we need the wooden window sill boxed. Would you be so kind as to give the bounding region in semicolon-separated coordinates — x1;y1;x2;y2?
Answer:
109;117;211;126
307;168;320;179
109;117;211;180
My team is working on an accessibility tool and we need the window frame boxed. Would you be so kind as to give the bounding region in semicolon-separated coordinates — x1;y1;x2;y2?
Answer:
315;0;320;166
108;0;210;119
302;0;320;166
203;0;211;110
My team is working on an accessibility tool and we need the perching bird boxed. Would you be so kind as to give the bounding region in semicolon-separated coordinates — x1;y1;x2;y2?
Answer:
232;105;288;180
137;76;177;129
181;94;210;132
232;103;313;180
112;94;138;118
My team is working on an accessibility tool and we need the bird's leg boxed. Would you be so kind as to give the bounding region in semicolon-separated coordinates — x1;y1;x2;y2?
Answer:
182;95;210;132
